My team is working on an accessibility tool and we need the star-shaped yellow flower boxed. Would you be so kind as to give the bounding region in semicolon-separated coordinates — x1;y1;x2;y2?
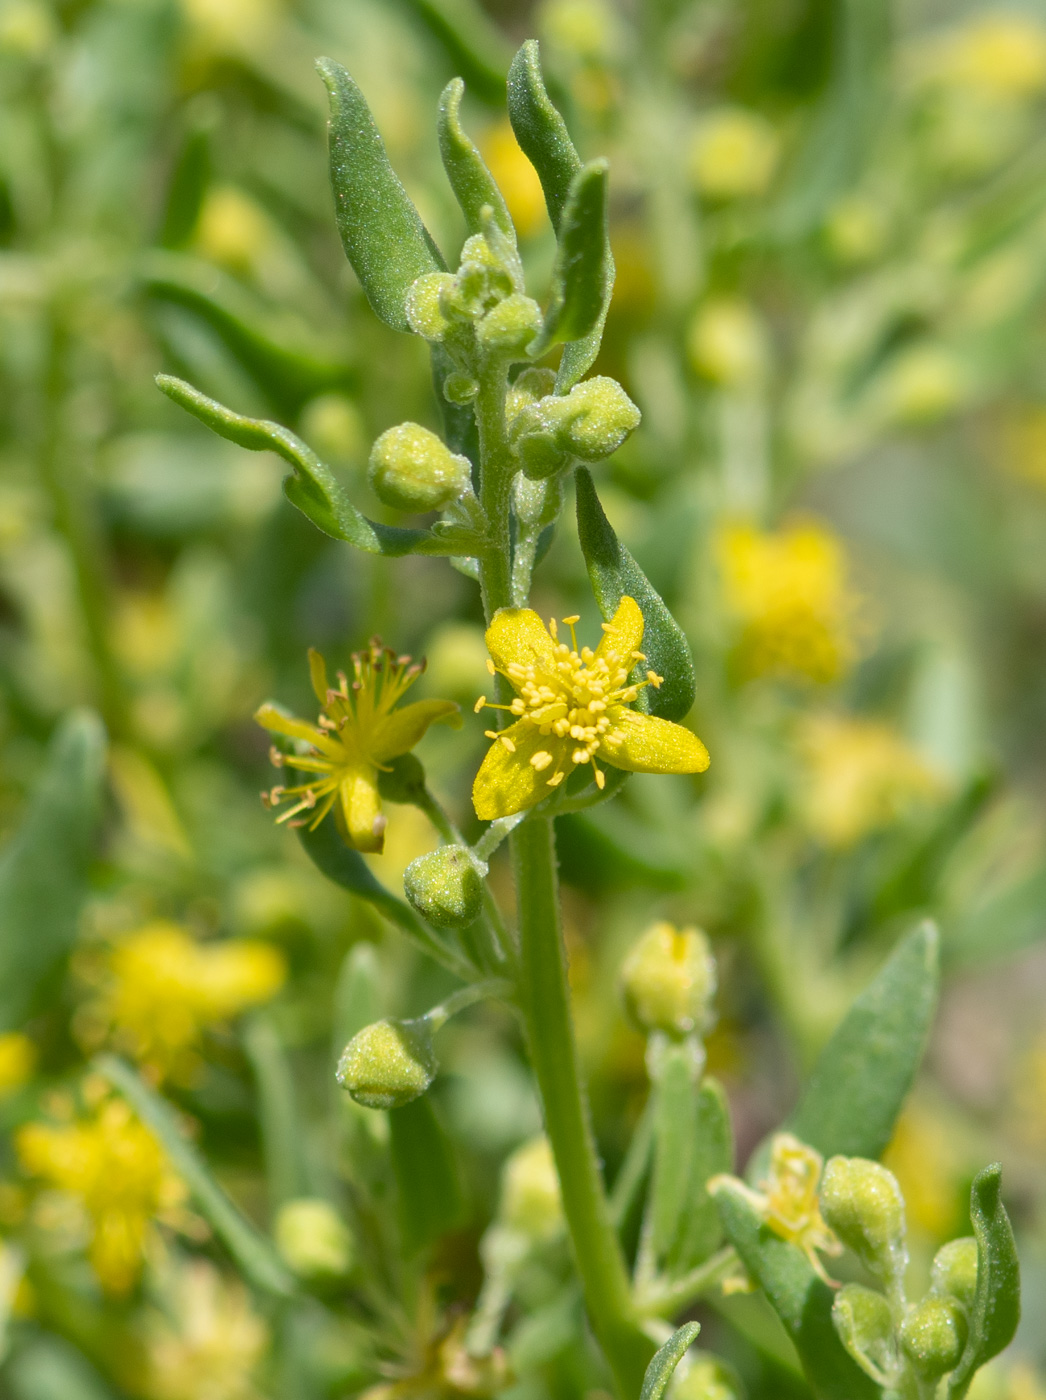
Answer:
472;596;709;820
256;644;459;853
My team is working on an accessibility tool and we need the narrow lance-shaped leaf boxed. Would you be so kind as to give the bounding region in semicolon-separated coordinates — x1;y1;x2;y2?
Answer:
156;375;482;558
670;1078;734;1273
639;1322;701;1400
532;160;610;354
243;1017;308;1210
506;40;581;232
575;467;696;723
97;1055;295;1298
318;58;446;332
649;1043;698;1263
388;1096;465;1253
0;710;106;1032
947;1164;1021;1400
438;78;513;239
787;920;939;1160
714;1180;879;1400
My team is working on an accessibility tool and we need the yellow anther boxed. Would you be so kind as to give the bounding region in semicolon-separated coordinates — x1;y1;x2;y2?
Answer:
474;695;487;713
562;615;580;625
546;771;566;787
500;735;516;752
486;658;496;675
530;751;554;771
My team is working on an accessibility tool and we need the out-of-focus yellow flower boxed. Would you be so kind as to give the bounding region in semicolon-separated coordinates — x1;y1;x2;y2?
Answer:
876;345;966;426
799;714;943;847
481;121;546;240
179;0;277;50
717;520;862;684
824;196;890;265
997;406;1046;487
931;15;1046;99
500;1136;563;1242
1012;1030;1046;1147
472;597;709;819
539;0;617;63
0;1033;36;1097
0;1;56;55
257;644;459;853
710;1133;841;1281
80;922;285;1084
17;1096;187;1295
193;187;275;275
883;1105;963;1239
688;299;769;388
145;1258;268;1400
690;109;779;200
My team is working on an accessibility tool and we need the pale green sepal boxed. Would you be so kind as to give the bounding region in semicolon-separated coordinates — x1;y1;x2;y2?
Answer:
947;1165;1020;1400
438;78;514;239
640;1323;700;1400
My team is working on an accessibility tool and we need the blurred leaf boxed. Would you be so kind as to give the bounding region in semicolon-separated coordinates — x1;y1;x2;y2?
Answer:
243;1016;308;1211
639;1322;701;1400
6;1337;117;1400
947;1165;1021;1400
532;160;610;355
669;1078;734;1273
786;921;939;1161
156;375;482;557
649;1044;699;1262
714;1180;878;1400
158;102;215;249
388;1095;464;1252
409;0;511;103
143;252;351;417
575;468;696;723
0;710;106;1032
947;862;1046;968
98;1055;295;1297
506;40;581;233
438;78;513;238
332;943;383;1057
318;58;446;333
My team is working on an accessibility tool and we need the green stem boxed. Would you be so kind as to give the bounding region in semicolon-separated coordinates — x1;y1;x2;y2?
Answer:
634;1246;738;1317
475;363;514;619
512;817;655;1397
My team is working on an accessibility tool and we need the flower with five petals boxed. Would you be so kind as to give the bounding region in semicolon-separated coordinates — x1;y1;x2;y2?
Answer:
472;596;709;820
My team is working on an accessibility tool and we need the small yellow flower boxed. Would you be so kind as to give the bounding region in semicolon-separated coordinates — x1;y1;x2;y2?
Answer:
145;1257;268;1400
481;120;547;240
688;299;769;388
472;597;709;820
717;519;862;684
931;15;1046;99
0;1032;36;1096
690;108;779;200
17;1096;187;1295
80;922;285;1084
256;644;459;853
710;1133;841;1282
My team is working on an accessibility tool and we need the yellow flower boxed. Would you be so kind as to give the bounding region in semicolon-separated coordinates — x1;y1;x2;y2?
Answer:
690;108;779;199
0;1033;36;1096
717;519;862;684
472;597;709;820
710;1133;841;1282
688;299;769;388
256;644;459;853
883;1105;964;1239
80;922;285;1084
145;1257;268;1400
481;120;546;240
932;15;1046;99
17;1096;186;1295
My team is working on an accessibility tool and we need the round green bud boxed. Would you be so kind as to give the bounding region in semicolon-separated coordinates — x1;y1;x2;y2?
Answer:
476;293;543;354
443;372;479;405
336;1017;437;1110
832;1283;897;1383
506;367;557;424
820;1156;907;1286
931;1237;978;1311
405;272;454;341
620;922;717;1038
558;375;641;460
274;1197;353;1278
368;423;471;512
500;1136;563;1242
403;846;484;929
671;1355;742;1400
516;431;571;478
899;1297;967;1381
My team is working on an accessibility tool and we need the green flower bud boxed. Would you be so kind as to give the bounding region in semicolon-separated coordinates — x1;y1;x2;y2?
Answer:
506;367;557;424
336;1017;437;1110
899;1297;967;1381
517;431;571;478
369;423;471;512
819;1156;907;1287
931;1237;978;1311
403;846;483;929
500;1136;563;1242
275;1197;353;1277
476;293;543;354
557;375;641;460
443;372;479;405
620;921;717;1038
671;1355;743;1400
405;272;454;341
832;1283;897;1383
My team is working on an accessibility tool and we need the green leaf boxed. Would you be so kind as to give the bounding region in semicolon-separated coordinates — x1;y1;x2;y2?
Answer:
143;252;352;417
947;1165;1021;1400
649;1044;699;1261
332;943;383;1058
714;1181;878;1400
575;468;696;723
156;375;480;557
408;0;511;104
7;1337;117;1400
158;102;214;249
532;160;610;354
243;1016;308;1211
388;1095;464;1252
669;1078;734;1273
438;78;514;239
298;818;473;979
0;710;106;1032
318;58;446;333
787;920;939;1160
948;861;1046;968
639;1322;701;1400
97;1055;295;1297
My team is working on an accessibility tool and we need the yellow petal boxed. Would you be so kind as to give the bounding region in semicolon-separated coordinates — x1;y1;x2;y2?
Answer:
485;608;556;675
595;595;644;665
308;648;330;704
254;703;342;760
339;766;386;853
602;708;710;774
472;724;567;820
370;699;461;762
